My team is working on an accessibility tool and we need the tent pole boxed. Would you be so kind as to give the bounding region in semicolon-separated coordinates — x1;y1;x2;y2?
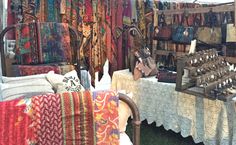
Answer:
235;0;236;25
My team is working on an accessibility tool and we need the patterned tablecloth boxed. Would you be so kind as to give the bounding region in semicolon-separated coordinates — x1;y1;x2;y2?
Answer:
111;69;236;145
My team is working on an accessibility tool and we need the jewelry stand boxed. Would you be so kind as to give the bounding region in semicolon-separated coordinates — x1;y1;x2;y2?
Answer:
176;49;236;101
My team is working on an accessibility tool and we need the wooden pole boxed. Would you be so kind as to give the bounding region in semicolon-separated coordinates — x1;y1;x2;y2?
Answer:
234;0;236;25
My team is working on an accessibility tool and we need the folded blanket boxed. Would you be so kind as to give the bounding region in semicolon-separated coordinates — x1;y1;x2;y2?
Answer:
0;90;119;145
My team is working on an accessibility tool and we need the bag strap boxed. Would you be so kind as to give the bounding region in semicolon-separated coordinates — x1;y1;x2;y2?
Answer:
206;9;218;27
159;12;167;27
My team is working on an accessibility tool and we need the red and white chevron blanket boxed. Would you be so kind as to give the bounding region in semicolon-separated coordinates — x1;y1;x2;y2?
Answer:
0;90;119;145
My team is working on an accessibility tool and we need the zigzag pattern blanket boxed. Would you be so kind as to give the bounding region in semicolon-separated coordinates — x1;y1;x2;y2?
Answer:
0;90;119;145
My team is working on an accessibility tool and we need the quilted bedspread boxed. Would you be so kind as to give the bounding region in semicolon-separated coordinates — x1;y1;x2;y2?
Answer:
0;90;119;145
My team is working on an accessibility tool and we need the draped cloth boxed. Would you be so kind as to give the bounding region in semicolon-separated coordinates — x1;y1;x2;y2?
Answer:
15;22;39;64
0;91;119;145
15;22;72;64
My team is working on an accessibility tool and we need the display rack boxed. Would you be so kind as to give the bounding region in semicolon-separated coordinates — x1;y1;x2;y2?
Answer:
152;1;236;64
176;49;236;101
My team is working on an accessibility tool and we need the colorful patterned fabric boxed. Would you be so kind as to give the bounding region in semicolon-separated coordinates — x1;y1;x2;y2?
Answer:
31;94;63;145
12;64;75;76
38;22;72;63
0;91;119;145
0;98;36;145
93;90;119;145
15;22;39;64
15;22;72;65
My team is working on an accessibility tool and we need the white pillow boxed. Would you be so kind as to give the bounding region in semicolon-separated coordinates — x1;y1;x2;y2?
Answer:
46;70;85;93
0;80;54;101
2;73;47;83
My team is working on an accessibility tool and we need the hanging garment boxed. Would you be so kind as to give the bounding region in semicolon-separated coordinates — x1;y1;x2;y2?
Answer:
137;0;146;39
109;0;118;75
116;0;123;69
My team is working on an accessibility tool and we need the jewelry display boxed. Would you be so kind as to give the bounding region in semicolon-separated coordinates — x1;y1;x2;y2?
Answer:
176;49;236;101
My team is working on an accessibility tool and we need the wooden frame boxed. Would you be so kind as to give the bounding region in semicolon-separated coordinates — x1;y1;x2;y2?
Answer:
119;93;141;145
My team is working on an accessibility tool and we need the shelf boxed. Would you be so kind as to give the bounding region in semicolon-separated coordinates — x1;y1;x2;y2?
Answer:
225;56;236;64
155;50;186;57
157;4;234;15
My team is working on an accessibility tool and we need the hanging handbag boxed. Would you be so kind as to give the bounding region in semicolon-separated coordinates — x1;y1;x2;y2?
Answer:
153;13;172;41
196;27;222;44
172;14;194;44
226;24;236;42
196;10;222;44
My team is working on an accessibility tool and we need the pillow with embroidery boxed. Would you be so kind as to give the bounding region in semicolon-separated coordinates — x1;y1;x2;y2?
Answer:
46;70;85;93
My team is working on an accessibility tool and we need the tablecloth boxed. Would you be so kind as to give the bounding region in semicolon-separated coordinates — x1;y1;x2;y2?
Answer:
111;69;236;145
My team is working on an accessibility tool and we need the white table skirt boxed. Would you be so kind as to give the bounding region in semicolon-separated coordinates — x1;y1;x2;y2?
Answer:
111;69;236;145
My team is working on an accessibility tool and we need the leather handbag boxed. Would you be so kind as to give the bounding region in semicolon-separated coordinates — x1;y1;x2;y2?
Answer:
226;24;236;42
153;13;172;41
196;10;222;44
196;27;222;44
133;47;158;80
172;25;194;44
171;14;194;44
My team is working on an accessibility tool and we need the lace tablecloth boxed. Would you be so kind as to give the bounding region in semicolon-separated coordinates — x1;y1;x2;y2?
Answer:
111;69;236;145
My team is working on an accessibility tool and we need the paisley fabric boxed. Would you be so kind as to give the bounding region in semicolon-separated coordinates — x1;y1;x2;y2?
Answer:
93;90;119;145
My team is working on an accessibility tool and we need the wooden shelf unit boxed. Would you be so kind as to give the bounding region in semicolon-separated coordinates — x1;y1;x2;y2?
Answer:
152;0;236;65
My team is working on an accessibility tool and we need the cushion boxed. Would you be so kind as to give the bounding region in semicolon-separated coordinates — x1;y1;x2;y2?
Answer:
0;80;54;101
46;70;85;93
2;73;47;83
118;91;132;132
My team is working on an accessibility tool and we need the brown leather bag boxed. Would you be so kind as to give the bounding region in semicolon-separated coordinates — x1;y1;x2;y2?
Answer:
133;48;158;80
153;13;172;41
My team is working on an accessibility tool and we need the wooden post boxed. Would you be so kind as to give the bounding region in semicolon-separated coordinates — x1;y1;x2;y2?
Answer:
235;0;236;25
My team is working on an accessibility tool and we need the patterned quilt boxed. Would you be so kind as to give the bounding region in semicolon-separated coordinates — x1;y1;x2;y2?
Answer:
0;90;119;145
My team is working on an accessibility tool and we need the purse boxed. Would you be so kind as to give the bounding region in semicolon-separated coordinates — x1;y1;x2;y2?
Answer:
172;25;194;44
196;27;222;44
226;24;236;42
133;47;158;80
196;10;222;44
172;14;194;44
153;13;172;41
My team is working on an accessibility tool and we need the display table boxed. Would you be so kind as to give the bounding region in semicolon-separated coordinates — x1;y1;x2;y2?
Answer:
111;69;236;145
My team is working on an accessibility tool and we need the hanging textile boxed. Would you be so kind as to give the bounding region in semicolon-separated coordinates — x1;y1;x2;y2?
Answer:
137;0;146;39
109;0;118;75
116;0;123;70
38;22;72;63
15;23;38;64
105;0;112;64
